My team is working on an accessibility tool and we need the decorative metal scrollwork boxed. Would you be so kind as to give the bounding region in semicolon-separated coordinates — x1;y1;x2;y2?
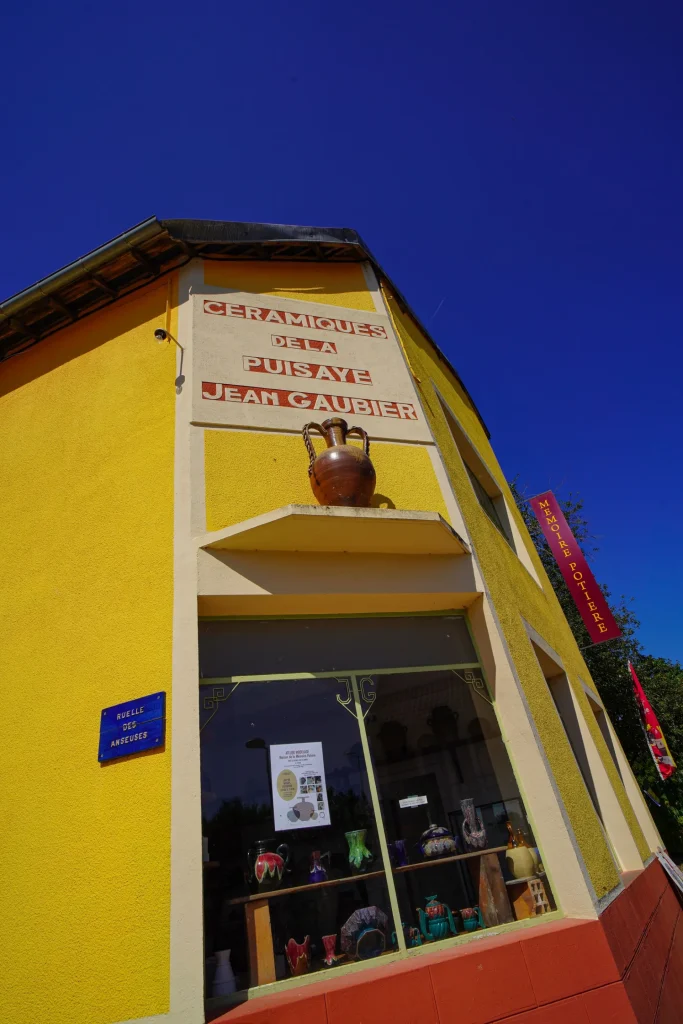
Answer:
451;668;493;705
335;676;377;719
358;676;377;718
200;682;240;732
335;678;356;718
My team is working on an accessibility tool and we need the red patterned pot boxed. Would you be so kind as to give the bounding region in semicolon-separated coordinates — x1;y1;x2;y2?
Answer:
247;839;290;893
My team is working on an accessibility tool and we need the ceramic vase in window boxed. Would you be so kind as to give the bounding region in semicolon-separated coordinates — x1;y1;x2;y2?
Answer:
285;936;311;976
322;934;341;966
505;823;536;879
460;798;487;850
302;419;376;507
460;907;485;932
247;839;290;893
388;838;409;867
345;829;373;873
391;922;423;948
419;824;460;859
212;949;236;996
308;850;330;883
340;906;389;960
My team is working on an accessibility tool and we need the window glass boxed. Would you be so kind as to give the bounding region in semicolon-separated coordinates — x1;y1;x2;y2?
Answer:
364;669;551;943
201;676;390;996
199;615;477;677
465;465;508;539
199;617;555;1003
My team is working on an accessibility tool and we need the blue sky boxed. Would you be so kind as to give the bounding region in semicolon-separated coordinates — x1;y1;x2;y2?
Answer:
2;1;681;661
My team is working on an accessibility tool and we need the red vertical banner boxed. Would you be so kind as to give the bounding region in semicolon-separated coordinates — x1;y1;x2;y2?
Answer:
630;662;676;780
529;491;622;645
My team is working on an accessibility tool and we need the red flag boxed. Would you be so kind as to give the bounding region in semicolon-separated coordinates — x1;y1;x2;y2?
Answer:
529;491;622;644
630;661;676;781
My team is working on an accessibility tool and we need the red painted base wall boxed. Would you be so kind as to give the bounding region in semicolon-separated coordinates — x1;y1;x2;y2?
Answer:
215;859;682;1024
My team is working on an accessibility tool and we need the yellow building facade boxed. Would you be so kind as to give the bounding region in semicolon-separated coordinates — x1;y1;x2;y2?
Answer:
0;219;668;1024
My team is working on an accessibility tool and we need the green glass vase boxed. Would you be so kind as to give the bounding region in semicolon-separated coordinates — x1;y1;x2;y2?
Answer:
345;829;373;873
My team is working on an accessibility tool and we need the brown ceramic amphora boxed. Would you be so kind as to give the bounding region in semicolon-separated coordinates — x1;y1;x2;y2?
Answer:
303;418;376;507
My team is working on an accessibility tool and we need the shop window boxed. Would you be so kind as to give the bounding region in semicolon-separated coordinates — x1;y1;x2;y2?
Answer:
584;691;624;785
199;616;554;1006
528;635;642;872
436;396;513;544
435;393;543;586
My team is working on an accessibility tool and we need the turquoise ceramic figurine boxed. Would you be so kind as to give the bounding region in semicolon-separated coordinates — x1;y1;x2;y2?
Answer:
460;906;485;932
417;895;458;941
391;922;423;948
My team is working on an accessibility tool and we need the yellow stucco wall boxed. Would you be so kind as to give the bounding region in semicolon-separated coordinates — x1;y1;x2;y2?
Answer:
204;259;376;311
0;282;177;1024
382;287;649;897
204;432;450;532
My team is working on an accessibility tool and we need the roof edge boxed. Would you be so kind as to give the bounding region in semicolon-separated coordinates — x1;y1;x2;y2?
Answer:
0;217;489;437
0;217;164;321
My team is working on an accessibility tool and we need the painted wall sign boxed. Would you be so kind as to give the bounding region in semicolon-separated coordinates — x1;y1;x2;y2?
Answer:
98;692;166;762
269;741;331;831
529;491;622;644
192;291;432;442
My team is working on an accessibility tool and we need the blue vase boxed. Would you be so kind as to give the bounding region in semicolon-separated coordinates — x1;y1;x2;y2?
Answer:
308;850;329;883
388;838;409;867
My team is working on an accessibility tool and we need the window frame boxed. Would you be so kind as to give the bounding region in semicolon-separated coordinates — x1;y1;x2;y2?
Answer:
199;619;558;1004
433;387;543;585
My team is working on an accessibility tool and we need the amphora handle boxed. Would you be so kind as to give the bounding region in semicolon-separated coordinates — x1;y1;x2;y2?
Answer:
346;425;370;457
302;422;324;473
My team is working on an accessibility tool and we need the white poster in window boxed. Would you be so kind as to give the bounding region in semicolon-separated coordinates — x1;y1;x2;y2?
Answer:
270;741;331;831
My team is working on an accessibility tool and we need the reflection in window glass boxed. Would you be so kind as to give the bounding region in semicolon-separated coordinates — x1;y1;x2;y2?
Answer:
364;670;553;942
465;465;508;539
200;677;391;996
198;616;555;1001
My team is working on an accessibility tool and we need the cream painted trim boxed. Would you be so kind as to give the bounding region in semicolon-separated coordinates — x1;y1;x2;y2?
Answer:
169;259;205;1024
427;450;598;917
580;681;662;853
522;620;565;672
522;625;642;870
114;1013;197;1024
369;295;596;915
197;548;481;610
190;426;206;536
361;262;385;314
522;625;624;876
561;681;643;872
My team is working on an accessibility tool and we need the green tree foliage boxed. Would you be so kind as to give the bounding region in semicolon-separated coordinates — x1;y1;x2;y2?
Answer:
512;483;683;854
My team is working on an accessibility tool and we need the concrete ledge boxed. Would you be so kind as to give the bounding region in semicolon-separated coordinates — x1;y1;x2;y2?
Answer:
198;505;471;556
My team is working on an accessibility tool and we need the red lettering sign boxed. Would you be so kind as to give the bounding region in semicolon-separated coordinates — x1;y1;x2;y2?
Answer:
242;356;372;386
201;382;417;420
271;335;338;354
203;300;387;339
529;491;622;645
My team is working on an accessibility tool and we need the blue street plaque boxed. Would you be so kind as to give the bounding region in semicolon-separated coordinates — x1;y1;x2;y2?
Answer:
98;692;166;762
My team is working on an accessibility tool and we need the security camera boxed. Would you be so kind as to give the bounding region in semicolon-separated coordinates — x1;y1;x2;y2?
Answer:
154;328;168;342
